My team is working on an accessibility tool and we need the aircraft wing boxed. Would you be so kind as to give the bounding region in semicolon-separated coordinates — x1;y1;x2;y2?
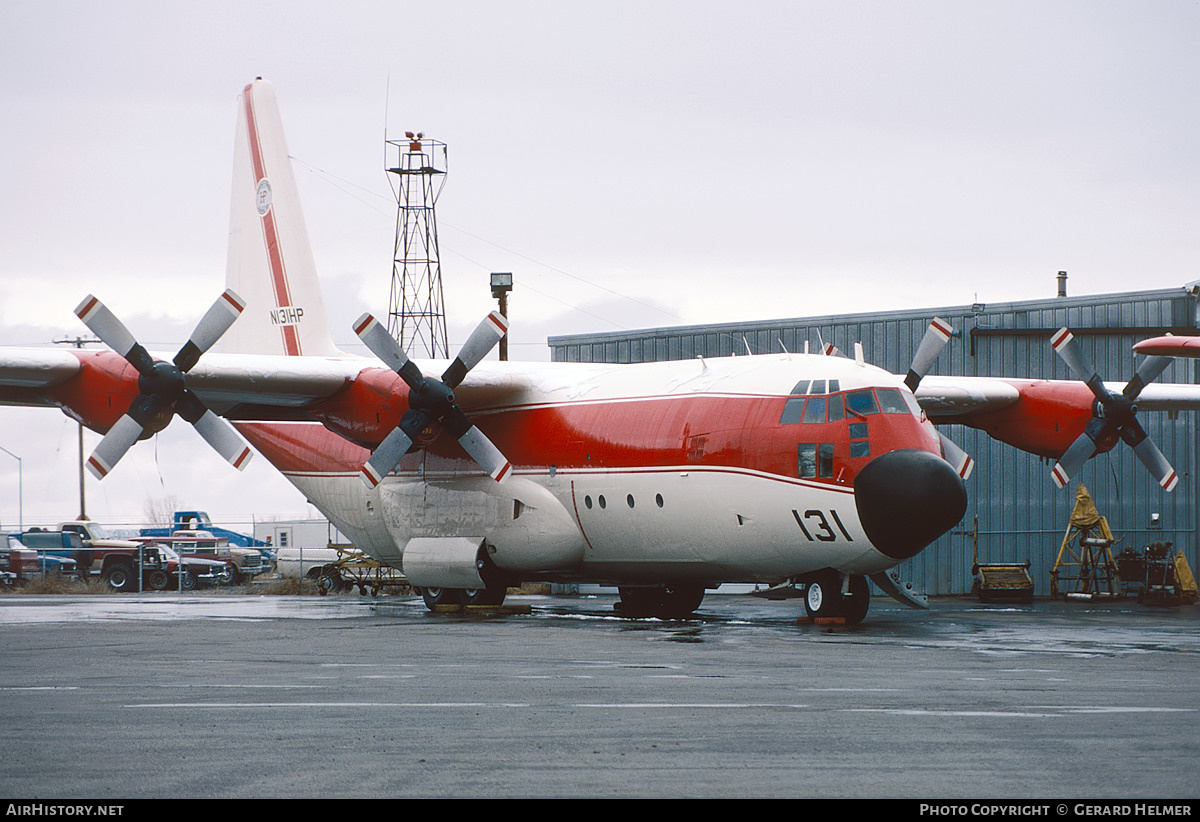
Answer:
916;374;1200;418
0;349;81;405
914;375;1022;417
1134;336;1200;358
0;347;531;420
183;353;364;412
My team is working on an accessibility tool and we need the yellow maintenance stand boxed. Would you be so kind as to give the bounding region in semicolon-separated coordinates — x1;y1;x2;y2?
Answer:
1051;483;1121;600
316;544;410;597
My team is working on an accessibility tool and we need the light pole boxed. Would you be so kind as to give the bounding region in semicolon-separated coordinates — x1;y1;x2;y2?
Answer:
490;272;513;361
0;445;23;533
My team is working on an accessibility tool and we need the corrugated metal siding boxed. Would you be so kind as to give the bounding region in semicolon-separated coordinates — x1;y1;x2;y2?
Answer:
549;288;1200;596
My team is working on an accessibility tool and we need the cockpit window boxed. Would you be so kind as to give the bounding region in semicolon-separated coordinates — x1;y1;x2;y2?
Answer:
826;392;844;422
780;397;806;424
845;389;880;417
876;388;910;414
801;396;826;424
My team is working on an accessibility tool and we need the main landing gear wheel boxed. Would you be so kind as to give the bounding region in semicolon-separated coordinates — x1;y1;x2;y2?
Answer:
463;587;507;607
804;572;869;625
616;584;705;619
420;587;507;609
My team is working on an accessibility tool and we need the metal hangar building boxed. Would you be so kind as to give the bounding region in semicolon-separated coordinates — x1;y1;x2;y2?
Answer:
547;283;1200;597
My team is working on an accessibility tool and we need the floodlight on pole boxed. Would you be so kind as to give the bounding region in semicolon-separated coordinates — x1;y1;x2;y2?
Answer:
490;273;513;361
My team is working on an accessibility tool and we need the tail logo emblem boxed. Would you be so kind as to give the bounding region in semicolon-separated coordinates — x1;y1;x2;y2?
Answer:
255;178;273;216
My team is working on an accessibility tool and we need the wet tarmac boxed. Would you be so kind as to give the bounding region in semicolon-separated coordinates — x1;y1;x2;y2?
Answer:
0;591;1196;799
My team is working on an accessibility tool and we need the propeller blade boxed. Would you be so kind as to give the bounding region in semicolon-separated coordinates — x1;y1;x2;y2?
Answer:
353;313;425;389
905;318;953;392
74;295;155;374
174;391;253;469
85;414;145;479
1130;436;1179;492
1050;431;1099;489
174;289;247;372
441;311;509;389
439;406;512;482
359;426;415;489
938;432;974;480
1050;327;1109;401
190;408;253;470
1122;354;1171;401
457;424;512;483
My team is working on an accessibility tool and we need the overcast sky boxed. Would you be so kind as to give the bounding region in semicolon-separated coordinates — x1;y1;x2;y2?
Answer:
1;1;1198;531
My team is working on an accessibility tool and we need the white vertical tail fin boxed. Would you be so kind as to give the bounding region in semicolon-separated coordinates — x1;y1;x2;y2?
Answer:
222;78;340;357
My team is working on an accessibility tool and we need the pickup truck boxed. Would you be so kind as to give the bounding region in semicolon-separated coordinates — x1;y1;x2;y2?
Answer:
134;530;268;584
22;523;169;592
142;510;273;562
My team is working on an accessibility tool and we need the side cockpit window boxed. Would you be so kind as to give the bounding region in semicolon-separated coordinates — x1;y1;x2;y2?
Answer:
844;389;879;417
798;443;835;479
875;387;910;414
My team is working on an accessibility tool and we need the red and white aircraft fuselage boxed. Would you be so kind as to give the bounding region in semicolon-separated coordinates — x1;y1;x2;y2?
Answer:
3;78;1196;623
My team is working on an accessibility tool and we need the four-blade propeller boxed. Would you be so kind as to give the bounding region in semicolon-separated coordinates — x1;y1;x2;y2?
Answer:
353;310;512;488
1049;327;1176;491
74;290;253;479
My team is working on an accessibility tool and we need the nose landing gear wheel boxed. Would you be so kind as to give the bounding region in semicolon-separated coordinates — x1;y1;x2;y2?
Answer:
804;572;869;625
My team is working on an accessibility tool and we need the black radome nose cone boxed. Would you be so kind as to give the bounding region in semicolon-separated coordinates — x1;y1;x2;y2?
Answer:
855;449;968;561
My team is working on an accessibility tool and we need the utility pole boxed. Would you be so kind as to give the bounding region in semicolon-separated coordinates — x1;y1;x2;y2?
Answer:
0;445;22;532
53;336;101;520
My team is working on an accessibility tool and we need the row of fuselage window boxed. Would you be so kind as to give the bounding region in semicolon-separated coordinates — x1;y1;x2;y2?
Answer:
582;492;666;512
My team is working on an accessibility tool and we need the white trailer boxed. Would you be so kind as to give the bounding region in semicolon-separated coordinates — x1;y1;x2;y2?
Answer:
254;519;352;579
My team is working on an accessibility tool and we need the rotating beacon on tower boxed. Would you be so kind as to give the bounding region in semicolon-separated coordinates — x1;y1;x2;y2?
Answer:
385;132;449;358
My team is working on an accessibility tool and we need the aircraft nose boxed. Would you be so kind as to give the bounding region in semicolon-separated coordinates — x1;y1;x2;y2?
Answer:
854;449;967;561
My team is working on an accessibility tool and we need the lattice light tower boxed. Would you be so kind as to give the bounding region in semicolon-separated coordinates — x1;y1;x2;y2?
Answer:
385;132;449;358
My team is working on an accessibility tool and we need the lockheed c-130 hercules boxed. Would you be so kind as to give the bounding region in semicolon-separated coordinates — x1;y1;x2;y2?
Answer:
3;79;1198;624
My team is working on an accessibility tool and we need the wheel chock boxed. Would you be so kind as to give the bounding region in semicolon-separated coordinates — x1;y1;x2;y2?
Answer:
795;615;846;626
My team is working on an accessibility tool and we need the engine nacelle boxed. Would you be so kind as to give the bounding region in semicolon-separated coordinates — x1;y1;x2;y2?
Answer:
383;476;587;577
402;537;487;589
